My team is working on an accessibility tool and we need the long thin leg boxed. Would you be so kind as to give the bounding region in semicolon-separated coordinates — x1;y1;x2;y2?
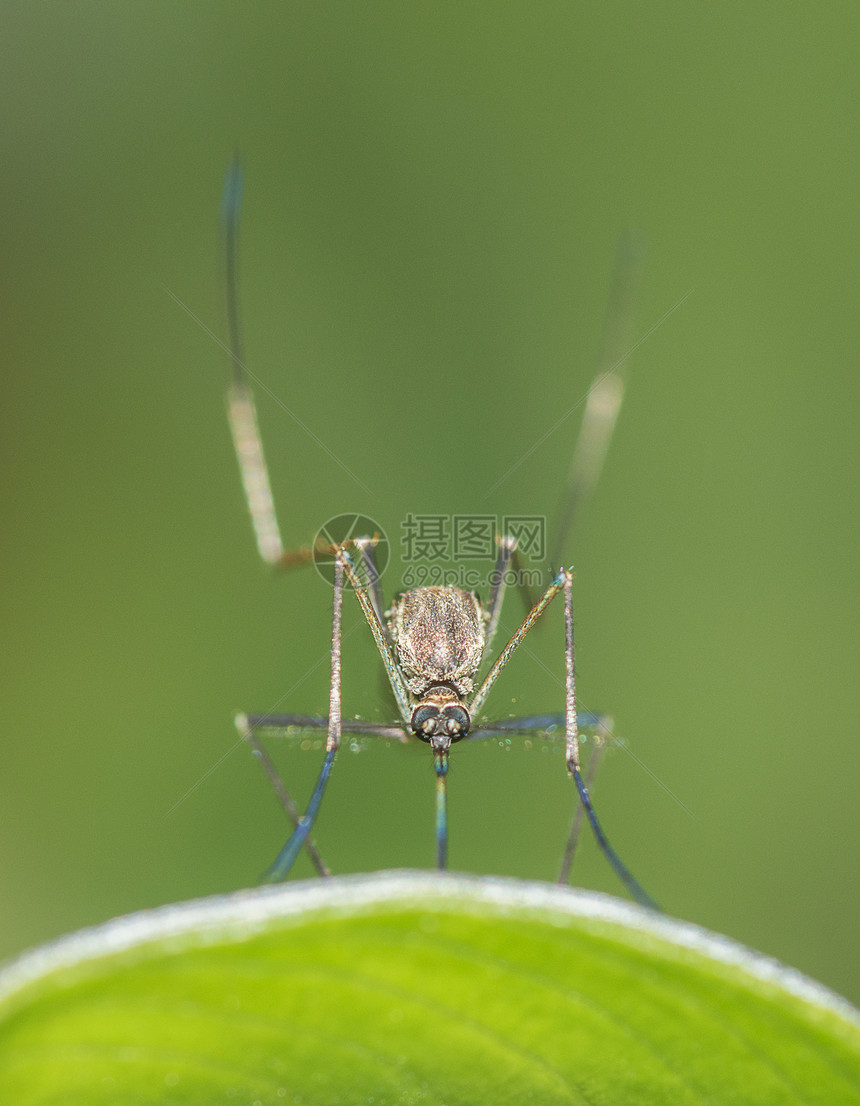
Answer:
466;711;604;738
241;713;408;741
221;158;322;571
561;571;659;909
467;567;657;907
557;723;607;886
546;230;646;572
461;710;610;879
339;548;412;724
237;715;330;877
483;535;517;656
223;159;288;566
468;570;567;719
259;552;346;883
353;536;387;629
484;537;543;665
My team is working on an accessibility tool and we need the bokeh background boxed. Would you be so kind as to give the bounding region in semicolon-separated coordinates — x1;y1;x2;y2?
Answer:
2;3;858;1005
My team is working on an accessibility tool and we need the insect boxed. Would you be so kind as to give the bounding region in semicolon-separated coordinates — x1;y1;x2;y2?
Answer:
221;161;658;909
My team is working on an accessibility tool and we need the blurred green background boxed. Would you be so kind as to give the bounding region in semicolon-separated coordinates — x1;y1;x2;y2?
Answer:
2;2;858;1005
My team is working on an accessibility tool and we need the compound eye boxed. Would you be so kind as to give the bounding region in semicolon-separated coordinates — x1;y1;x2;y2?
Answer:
411;705;439;740
441;704;470;739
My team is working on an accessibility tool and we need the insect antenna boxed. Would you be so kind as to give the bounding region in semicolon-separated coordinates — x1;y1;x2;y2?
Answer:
434;749;449;870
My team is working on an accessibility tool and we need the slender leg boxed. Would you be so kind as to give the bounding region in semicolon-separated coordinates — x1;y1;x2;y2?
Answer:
353;536;387;629
509;546;540;621
467;711;604;738
237;714;330;877
558;724;607;886
259;552;346;883
461;710;610;881
339;548;412;725
467;567;657;908
239;710;410;878
483;535;517;655
546;230;647;571
221;158;324;572
483;537;543;664
223;160;286;566
561;571;659;909
241;713;408;741
468;570;567;719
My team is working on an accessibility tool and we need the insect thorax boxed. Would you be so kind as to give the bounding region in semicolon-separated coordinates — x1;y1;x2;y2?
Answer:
389;585;485;698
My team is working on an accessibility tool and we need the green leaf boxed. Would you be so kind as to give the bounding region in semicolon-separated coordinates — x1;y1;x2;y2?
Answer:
0;873;858;1105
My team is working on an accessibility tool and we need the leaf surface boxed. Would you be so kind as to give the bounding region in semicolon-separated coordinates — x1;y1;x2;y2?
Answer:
0;872;857;1105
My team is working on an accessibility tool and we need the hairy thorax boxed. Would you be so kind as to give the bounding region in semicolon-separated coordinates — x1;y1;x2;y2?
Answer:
389;586;485;697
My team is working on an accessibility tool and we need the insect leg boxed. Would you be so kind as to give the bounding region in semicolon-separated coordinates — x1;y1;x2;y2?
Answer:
241;714;408;741
464;711;610;879
467;711;607;738
468;571;566;719
258;551;346;883
352;536;387;629
557;716;610;885
236;713;330;877
483;535;517;656
221;158;327;571
546;230;646;572
467;565;658;907
339;547;412;724
561;570;659;909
